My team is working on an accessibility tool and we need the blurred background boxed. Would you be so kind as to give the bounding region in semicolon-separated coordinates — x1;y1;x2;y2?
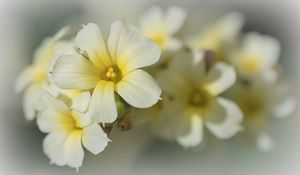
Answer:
0;0;299;174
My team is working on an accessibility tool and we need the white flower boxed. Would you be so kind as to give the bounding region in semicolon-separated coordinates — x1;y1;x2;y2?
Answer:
156;51;243;148
37;91;109;171
15;26;71;120
230;32;281;82
187;12;244;61
140;6;186;51
52;21;161;124
226;81;296;152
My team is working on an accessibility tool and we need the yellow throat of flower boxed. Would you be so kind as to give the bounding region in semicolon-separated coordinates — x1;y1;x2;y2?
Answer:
189;89;211;108
147;32;168;50
240;56;262;75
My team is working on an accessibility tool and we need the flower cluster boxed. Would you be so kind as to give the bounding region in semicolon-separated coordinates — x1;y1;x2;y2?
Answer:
16;6;296;170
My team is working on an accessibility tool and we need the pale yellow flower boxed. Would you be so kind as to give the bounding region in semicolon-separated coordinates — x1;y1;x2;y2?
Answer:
37;91;109;171
230;32;281;82
140;6;186;51
52;21;161;124
15;27;71;120
155;51;243;148
226;81;296;152
187;12;244;62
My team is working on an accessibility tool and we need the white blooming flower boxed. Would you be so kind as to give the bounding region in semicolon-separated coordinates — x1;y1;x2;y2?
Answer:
15;26;71;120
187;12;244;61
140;6;186;51
156;51;243;148
230;32;281;82
52;21;161;124
226;81;296;152
37;91;109;171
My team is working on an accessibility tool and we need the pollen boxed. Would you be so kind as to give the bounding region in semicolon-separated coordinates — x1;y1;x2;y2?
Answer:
106;67;117;78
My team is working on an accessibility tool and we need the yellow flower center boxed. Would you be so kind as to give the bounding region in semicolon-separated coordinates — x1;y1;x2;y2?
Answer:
106;67;117;78
189;89;211;108
104;66;121;82
241;56;262;74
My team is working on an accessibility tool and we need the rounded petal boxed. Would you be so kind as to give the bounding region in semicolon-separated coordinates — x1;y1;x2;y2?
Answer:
23;84;43;120
40;90;69;113
15;67;35;92
243;32;280;68
216;12;245;42
164;38;182;51
75;23;111;68
43;132;69;166
82;123;110;155
272;96;296;119
165;6;186;35
151;101;191;140
37;109;73;133
71;91;91;113
140;6;164;33
38;91;74;133
108;20;160;74
256;132;274;152
177;115;203;148
204;63;236;96
116;69;161;108
52;54;100;90
63;131;84;171
88;81;117;123
157;69;191;102
205;97;243;139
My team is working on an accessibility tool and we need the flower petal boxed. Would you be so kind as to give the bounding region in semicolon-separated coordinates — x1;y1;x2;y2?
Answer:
82;123;110;155
71;91;91;113
205;97;243;139
216;12;245;42
63;131;84;171
140;7;164;34
43;132;69;166
157;51;205;100
76;23;111;68
272;96;296;119
23;84;43;120
150;101;191;140
204;63;236;96
37;108;74;133
15;66;35;92
52;53;100;90
88;81;117;123
40;90;69;113
37;91;74;133
256;132;274;152
177;115;203;148
108;20;160;74
116;69;161;108
164;38;182;51
157;69;191;102
165;6;186;35
243;32;280;68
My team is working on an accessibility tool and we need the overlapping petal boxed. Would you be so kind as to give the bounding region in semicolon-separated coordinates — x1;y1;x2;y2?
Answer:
108;21;160;74
52;54;100;90
116;69;161;108
89;81;117;123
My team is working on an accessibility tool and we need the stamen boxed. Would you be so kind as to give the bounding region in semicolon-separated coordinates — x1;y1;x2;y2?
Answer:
105;67;118;79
